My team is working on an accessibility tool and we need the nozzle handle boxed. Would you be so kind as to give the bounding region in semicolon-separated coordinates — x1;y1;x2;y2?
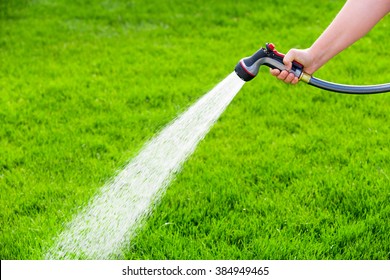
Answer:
264;43;303;78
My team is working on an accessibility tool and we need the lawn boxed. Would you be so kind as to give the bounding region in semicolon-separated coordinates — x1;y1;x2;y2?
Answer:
1;0;390;260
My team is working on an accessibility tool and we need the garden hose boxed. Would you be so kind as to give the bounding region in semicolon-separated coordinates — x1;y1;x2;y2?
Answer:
235;43;390;94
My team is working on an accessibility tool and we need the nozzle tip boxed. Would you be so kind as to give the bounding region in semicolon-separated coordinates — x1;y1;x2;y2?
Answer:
234;60;255;82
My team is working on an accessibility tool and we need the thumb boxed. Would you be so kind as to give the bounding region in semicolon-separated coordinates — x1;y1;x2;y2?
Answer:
283;49;298;71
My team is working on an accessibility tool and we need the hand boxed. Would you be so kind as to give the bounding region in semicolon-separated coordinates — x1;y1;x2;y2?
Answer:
270;48;316;84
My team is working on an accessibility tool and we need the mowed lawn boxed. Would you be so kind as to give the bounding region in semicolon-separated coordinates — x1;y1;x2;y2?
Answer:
1;0;390;259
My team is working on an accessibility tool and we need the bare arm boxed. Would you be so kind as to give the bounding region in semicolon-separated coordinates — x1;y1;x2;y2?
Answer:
271;0;390;84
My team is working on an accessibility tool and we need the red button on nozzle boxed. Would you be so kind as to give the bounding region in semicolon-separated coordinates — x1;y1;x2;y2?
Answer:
267;43;275;51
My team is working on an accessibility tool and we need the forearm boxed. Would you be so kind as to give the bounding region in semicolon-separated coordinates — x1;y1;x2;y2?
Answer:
308;0;390;72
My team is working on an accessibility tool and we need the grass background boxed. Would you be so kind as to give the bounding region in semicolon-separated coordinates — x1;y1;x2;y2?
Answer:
1;0;390;259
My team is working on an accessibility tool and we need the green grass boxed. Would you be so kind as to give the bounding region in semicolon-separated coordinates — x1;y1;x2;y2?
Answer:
1;0;390;260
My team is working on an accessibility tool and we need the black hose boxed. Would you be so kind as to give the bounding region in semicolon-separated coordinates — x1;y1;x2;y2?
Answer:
307;77;390;94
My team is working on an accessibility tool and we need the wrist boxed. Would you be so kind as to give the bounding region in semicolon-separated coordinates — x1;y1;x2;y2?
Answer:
305;47;325;74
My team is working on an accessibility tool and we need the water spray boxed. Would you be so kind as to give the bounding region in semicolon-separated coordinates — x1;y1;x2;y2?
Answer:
235;43;390;94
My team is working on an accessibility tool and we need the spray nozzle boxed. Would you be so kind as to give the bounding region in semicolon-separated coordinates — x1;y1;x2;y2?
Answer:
234;43;390;94
234;43;304;82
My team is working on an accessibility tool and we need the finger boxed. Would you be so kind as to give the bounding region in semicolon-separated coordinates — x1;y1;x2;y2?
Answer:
284;73;296;83
270;68;281;76
277;70;289;80
291;76;299;85
283;60;292;71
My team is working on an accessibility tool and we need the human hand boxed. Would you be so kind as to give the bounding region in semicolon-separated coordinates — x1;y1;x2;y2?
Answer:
270;48;316;84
